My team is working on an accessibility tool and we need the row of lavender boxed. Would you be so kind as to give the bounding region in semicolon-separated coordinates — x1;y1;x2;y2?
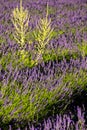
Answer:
0;0;87;129
0;0;87;70
0;59;87;129
0;106;87;130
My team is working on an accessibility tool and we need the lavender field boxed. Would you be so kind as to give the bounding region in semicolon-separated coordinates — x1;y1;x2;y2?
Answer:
0;0;87;129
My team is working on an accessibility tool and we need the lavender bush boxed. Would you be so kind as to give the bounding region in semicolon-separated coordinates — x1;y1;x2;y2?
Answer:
0;106;87;130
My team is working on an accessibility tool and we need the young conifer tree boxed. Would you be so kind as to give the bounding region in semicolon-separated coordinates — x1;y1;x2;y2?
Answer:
34;3;54;65
11;0;29;47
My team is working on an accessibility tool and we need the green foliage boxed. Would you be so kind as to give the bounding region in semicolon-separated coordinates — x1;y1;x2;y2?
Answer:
0;51;21;70
0;79;71;124
0;52;12;69
63;69;87;93
25;31;33;44
11;1;54;67
0;81;22;122
33;3;54;64
9;33;14;41
0;68;87;125
17;49;36;68
58;30;65;35
77;40;87;57
47;6;56;15
18;49;30;64
70;28;76;34
43;49;57;62
0;50;36;70
80;26;87;33
50;29;65;39
57;47;69;56
50;30;58;38
11;0;29;47
0;36;6;44
11;1;80;67
43;47;80;63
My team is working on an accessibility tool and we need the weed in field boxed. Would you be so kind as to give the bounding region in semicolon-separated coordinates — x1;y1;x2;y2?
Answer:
11;0;29;47
33;3;54;65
